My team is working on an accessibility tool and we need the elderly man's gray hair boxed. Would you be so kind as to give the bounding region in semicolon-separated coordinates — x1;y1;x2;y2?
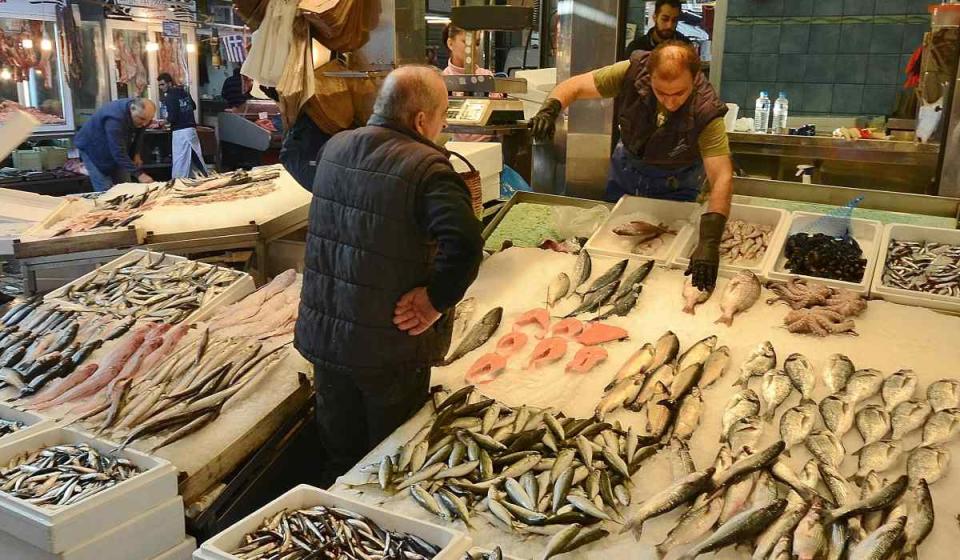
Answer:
373;65;446;125
129;97;153;117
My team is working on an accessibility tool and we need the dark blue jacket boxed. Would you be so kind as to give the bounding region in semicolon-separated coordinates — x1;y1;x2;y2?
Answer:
161;86;197;131
74;99;143;175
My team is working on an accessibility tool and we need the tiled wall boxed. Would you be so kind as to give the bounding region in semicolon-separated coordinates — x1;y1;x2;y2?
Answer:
720;0;931;116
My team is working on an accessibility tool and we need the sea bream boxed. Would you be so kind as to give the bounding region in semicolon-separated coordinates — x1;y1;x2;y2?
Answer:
682;275;713;315
735;341;776;387
714;270;761;326
780;403;817;455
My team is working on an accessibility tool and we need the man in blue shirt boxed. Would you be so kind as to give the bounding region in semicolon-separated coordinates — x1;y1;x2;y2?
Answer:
74;98;155;192
158;73;207;178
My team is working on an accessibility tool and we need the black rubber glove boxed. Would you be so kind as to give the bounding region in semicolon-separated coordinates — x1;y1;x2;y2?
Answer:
685;212;727;292
528;98;562;142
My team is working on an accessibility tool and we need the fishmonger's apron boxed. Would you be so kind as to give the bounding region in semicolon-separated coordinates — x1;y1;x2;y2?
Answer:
604;142;704;203
171;128;207;179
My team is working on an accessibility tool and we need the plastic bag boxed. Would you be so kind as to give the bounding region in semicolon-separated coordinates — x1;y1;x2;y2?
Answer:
500;165;533;198
801;196;863;239
551;204;610;240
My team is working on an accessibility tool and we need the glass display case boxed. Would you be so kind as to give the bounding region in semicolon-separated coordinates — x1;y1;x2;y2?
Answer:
0;4;74;133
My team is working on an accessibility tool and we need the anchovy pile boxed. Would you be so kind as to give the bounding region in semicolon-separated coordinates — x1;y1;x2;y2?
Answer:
883;239;960;297
784;232;867;282
718;220;773;264
0;418;23;438
231;505;442;560
0;299;131;397
0;443;141;509
55;252;243;323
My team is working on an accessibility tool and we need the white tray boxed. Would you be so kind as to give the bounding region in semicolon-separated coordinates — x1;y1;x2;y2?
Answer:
671;203;789;279
0;402;52;447
194;485;471;560
871;223;960;313
0;497;184;560
44;249;254;325
155;538;196;560
764;211;883;295
583;196;701;265
0;426;178;553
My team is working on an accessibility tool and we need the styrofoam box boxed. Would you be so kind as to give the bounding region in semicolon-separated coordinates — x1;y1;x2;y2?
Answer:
194;485;472;560
671;203;790;279
764;211;883;295
584;196;701;265
447;142;503;179
0;426;178;553
0;497;184;560
0;402;52;447
43;249;255;324
871;223;960;313
155;538;196;560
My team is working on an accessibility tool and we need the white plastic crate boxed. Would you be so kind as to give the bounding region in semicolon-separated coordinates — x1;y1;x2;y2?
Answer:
194;485;471;560
583;196;701;265
671;203;789;279
0;402;52;446
871;223;960;313
764;211;883;295
43;249;254;324
0;497;184;560
155;538;196;560
0;426;178;553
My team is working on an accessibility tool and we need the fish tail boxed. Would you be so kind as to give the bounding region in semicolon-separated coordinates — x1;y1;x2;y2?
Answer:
782;447;792;458
714;314;733;326
762;409;775;423
682;304;695;315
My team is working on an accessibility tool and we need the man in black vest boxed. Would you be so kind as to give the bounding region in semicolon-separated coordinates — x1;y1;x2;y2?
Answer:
622;0;690;59
528;41;732;292
295;66;483;481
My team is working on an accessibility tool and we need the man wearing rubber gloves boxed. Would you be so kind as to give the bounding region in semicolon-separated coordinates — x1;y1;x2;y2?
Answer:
528;41;733;291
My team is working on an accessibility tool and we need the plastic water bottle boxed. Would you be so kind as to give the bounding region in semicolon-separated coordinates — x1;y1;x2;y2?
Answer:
773;92;789;134
754;91;771;133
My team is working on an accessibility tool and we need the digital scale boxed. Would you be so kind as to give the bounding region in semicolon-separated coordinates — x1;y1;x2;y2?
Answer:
445;97;526;126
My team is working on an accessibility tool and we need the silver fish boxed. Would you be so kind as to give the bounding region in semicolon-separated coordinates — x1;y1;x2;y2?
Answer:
674;387;703;440
856;404;892;449
891;399;932;440
667;438;696;480
751;491;810;560
784;353;816;401
844;369;885;404
571;250;592;292
902;479;934;560
927;378;960;412
881;369;917;412
656;494;724;555
718;472;757;524
721;389;761;444
805;429;845;468
677;335;718;372
822;353;856;394
780;402;818;456
711;441;785;489
760;369;793;422
825;475;908;524
826;518;849;560
645;382;674;438
819;394;855;436
677;499;788;560
616;259;655;300
595;374;644;419
541;523;581;560
624;468;716;538
854;440;903;481
682;274;712;315
444;307;503;364
546;273;570;307
858;471;886;534
818;462;852;507
453;297;477;339
699;345;731;389
792;498;828;560
649;330;680;372
772;535;793;560
670;363;705;400
847;516;906;560
907;444;950;485
715;270;761;326
920;407;960;447
735;341;776;387
728;415;763;456
583;259;628;295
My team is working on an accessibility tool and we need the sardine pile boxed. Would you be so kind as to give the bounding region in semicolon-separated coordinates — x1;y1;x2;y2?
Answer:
883;239;960;297
718;220;773;264
0;418;23;438
231;505;442;560
55;252;243;323
0;299;132;397
0;443;141;509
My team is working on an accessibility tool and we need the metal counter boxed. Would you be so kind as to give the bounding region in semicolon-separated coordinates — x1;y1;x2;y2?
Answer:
728;132;939;166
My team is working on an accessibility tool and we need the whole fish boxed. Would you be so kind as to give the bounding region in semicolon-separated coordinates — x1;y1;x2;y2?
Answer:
881;369;917;412
926;378;960;412
699;345;731;389
678;499;788;560
656;494;724;555
751;492;811;560
645;382;674;438
769;461;820;504
780;402;817;455
714;270;761;326
907;444;950;485
546;273;570;307
583;259;628;295
677;335;717;372
611;343;655;385
902;479;934;560
444;307;503;365
735;341;776;387
571;250;592;292
636;363;675;405
564;281;619;317
623;468;716;538
859;472;886;534
595;375;644;419
670;363;704;400
784;353;816;401
819;394;855;436
718;472;757;524
760;369;793;422
825;475;908;524
856;404;891;449
792;498;828;560
822;353;856;394
649;331;680;372
847;516;906;560
595;289;641;320
854;440;902;481
805;430;845;468
826;516;850;560
920;407;960;447
727;415;763;456
667;437;696;480
817;462;852;507
844;369;885;404
891;399;932;439
721;389;760;443
674;387;703;440
710;441;786;489
541;523;581;560
613;220;673;242
682;275;712;315
616;259;655;300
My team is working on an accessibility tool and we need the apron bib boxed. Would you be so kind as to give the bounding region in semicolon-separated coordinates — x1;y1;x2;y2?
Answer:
604;142;704;203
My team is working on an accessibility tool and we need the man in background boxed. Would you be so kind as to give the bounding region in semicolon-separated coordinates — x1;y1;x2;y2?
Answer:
623;0;689;58
75;98;155;191
158;73;207;179
221;67;252;108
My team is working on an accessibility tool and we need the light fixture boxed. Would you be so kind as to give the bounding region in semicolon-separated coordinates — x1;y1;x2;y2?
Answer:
40;38;52;51
186;43;196;53
21;38;33;49
0;69;11;81
146;41;159;52
35;69;42;76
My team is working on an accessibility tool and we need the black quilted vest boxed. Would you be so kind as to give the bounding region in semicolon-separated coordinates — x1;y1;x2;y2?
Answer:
617;51;727;167
294;116;458;376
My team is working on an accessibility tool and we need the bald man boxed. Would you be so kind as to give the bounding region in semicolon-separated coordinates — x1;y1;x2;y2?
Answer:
529;41;733;291
75;98;156;191
295;65;483;480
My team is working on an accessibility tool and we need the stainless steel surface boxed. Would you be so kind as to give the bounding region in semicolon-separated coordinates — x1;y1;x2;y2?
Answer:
353;0;425;68
217;113;270;151
444;124;529;134
728;132;939;166
481;191;612;240
938;43;960;198
443;76;528;94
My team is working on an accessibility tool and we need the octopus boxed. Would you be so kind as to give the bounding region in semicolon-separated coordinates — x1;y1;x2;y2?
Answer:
824;288;868;317
765;278;833;309
785;308;858;337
